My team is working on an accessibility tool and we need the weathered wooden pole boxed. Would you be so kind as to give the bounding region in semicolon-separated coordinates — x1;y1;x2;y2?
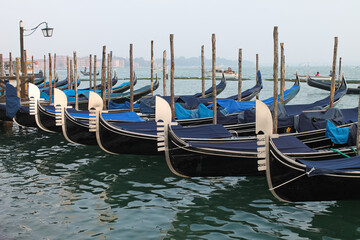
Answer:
0;54;4;95
256;53;259;100
43;55;47;87
151;40;154;96
21;50;27;100
70;59;73;92
237;48;242;101
273;26;279;134
107;53;111;108
280;42;285;104
163;50;167;96
48;53;53;104
201;45;205;97
212;33;217;124
170;34;175;119
73;52;79;110
89;54;93;90
329;37;338;109
9;53;13;77
93;55;97;92
101;46;107;109
31;56;35;83
110;51;113;93
54;53;57;81
338;56;342;86
15;58;21;97
67;56;70;89
130;44;134;112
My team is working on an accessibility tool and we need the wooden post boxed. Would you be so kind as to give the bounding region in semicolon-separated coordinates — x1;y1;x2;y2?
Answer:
170;34;175;119
73;52;79;110
256;53;259;100
15;58;20;97
201;45;205;97
43;55;47;87
101;46;106;109
48;53;53;104
31;56;35;83
130;44;134;112
163;50;167;96
93;55;97;92
110;51;113;93
237;48;242;101
338;56;342;86
21;50;27;100
212;33;217;124
273;26;279;134
89;54;93;90
329;37;338;109
0;54;4;95
280;43;285;104
70;59;73;92
9;53;13;77
67;56;70;89
107;53;111;108
54;53;57;81
151;40;154;96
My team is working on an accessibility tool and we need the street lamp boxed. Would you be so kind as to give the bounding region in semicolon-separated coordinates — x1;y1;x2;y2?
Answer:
19;20;54;75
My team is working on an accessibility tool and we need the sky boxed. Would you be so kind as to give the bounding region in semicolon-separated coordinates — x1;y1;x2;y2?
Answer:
1;0;360;65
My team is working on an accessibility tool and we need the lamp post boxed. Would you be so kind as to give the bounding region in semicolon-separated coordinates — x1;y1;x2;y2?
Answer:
19;20;54;75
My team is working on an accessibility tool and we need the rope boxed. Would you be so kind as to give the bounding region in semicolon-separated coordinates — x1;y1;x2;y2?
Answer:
330;148;350;158
269;168;314;191
352;147;357;155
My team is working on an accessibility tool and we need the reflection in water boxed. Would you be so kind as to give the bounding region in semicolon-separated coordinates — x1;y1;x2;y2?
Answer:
0;125;360;239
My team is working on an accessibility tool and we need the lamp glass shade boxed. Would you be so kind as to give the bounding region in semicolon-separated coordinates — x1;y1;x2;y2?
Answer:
41;27;53;37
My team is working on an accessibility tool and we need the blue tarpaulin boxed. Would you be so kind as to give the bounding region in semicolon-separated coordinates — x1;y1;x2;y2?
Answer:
5;84;20;119
298;156;360;177
325;120;350;144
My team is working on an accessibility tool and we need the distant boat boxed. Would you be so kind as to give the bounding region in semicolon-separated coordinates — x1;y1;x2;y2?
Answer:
206;67;238;78
80;67;99;76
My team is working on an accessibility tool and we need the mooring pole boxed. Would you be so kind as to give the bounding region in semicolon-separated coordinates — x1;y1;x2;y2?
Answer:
338;56;342;86
9;53;13;77
130;44;134;112
110;51;113;93
15;58;20;97
329;37;338;109
48;53;53;104
280;43;285;104
238;48;242;101
151;40;154;96
101;46;106;109
170;34;175;119
273;26;279;134
201;45;205;97
212;33;217;124
31;56;35;83
256;53;259;100
93;55;97;92
89;54;93;90
43;55;46;87
357;94;360;155
163;50;167;96
73;52;79;110
107;53;111;108
70;59;73;91
66;56;70;89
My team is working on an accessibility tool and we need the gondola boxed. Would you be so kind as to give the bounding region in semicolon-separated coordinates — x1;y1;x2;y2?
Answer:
307;76;360;94
80;67;99;76
156;97;358;177
266;134;360;202
193;74;227;98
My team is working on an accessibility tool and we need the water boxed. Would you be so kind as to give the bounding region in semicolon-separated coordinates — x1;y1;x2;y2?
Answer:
1;66;360;239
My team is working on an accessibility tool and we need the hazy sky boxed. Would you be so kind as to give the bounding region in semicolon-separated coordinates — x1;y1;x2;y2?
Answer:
1;0;360;65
